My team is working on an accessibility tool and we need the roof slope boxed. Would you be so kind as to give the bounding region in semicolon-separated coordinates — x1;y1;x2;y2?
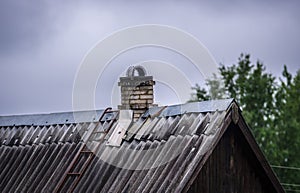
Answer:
0;99;284;193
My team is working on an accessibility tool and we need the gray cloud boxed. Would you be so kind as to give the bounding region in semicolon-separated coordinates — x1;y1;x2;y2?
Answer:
0;0;299;115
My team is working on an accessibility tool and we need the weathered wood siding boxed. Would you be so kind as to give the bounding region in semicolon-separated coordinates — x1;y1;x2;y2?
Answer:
188;124;277;193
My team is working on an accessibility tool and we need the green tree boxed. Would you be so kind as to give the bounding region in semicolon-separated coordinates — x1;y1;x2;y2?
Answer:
206;73;227;100
189;84;209;102
219;54;278;161
273;70;300;189
189;73;226;102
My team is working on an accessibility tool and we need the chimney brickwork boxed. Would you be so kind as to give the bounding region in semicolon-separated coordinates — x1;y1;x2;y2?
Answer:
118;66;156;120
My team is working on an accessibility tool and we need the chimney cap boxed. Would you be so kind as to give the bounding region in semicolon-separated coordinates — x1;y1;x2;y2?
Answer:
126;65;147;77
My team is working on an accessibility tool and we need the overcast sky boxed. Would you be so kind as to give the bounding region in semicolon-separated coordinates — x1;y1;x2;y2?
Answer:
0;0;299;115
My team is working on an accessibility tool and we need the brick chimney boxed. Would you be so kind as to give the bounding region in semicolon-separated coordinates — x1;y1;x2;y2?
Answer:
118;66;156;120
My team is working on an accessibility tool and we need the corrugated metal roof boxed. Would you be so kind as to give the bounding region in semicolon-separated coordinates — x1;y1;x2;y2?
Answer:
0;99;284;193
0;99;233;127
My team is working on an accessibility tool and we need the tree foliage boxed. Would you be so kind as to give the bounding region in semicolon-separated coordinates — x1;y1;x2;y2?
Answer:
190;53;300;188
189;74;226;102
219;54;277;159
274;69;300;186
